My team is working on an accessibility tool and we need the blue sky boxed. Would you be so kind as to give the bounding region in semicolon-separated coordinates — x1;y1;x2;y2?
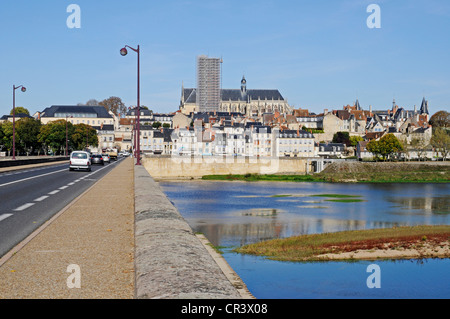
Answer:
1;0;449;116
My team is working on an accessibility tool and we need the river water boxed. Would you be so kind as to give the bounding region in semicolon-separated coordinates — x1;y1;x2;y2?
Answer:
160;181;450;299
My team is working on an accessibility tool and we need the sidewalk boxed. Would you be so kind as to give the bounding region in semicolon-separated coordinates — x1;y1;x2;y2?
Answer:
0;158;135;298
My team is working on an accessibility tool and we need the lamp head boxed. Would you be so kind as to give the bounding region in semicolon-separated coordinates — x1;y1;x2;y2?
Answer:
21;87;26;93
120;47;128;56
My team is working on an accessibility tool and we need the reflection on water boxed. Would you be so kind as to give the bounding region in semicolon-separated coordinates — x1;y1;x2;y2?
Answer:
160;181;450;298
161;181;449;247
387;196;450;215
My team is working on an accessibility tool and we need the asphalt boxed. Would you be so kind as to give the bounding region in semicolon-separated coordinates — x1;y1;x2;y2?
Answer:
0;157;135;298
0;157;250;299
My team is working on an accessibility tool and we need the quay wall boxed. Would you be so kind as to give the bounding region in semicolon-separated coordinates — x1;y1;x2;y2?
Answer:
134;165;244;298
142;155;314;178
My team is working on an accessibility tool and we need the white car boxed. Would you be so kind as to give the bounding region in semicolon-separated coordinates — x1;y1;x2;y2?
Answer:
102;153;110;163
69;151;91;171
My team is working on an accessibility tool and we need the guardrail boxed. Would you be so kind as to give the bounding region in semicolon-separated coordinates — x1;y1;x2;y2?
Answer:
0;156;69;168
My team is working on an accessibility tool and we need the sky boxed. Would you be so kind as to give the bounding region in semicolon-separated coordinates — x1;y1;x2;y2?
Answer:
1;0;449;116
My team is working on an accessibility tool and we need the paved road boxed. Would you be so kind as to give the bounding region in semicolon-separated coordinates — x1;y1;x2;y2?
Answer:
0;157;125;258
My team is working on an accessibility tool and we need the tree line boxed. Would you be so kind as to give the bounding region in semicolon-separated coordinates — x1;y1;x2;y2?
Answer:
0;117;98;156
1;96;142;156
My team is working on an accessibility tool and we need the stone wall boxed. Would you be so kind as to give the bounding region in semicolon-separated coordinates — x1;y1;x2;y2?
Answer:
134;165;242;299
142;156;313;178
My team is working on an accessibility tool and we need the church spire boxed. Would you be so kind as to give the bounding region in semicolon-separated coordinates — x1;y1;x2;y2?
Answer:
241;75;247;95
355;99;361;110
420;97;429;114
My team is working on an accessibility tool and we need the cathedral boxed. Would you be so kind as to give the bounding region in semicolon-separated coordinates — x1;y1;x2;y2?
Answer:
179;76;292;117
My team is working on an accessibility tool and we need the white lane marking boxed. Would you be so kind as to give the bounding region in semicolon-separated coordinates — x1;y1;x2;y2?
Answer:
59;186;68;190
34;195;49;202
0;214;13;222
48;190;60;195
0;168;67;188
68;182;75;186
14;203;35;211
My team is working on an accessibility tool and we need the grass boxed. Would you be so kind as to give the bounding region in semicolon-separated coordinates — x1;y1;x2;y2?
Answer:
324;199;366;203
311;194;362;198
235;225;450;262
201;174;324;182
201;164;450;183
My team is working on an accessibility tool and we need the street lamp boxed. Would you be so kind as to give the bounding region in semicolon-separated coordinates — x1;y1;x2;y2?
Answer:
65;115;73;156
120;45;141;165
12;85;27;160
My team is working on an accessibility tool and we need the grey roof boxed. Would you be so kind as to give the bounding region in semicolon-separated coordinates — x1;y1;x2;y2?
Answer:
126;108;152;116
1;113;33;120
278;129;314;138
41;105;113;118
319;143;345;151
183;88;284;103
97;124;115;131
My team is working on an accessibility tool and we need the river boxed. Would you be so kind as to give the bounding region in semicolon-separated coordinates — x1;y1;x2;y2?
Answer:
160;180;449;299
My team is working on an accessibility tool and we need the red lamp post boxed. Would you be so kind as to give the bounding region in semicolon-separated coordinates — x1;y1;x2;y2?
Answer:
65;115;73;156
12;85;27;160
120;45;141;165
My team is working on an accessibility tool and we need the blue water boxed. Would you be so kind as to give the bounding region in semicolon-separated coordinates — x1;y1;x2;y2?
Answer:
160;181;450;299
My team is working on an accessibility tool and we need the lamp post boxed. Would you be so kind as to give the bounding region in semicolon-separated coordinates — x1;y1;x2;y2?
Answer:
128;106;137;159
65;115;73;156
120;45;141;165
12;85;27;160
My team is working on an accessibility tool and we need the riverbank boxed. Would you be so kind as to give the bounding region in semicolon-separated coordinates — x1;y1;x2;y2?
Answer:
202;161;450;183
235;225;450;262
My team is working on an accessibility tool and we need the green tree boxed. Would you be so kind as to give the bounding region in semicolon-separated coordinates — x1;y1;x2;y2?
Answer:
367;134;403;161
16;118;42;155
430;127;450;161
349;136;364;147
71;124;98;151
10;107;30;116
332;131;350;146
152;121;162;129
38;120;68;155
0;121;13;154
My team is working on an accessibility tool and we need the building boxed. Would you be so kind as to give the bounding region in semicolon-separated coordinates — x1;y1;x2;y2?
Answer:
180;76;291;117
196;55;222;112
37;105;115;126
274;129;315;157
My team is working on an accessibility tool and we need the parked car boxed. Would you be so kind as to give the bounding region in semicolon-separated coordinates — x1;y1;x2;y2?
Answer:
69;151;91;171
91;154;104;165
102;153;110;163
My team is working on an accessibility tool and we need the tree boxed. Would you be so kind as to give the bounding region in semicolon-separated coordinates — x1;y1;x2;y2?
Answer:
429;110;450;128
71;124;98;151
410;138;429;161
99;96;126;116
10;107;30;116
367;133;403;161
0;121;13;154
152;121;162;129
430;127;450;161
332;132;350;146
15;118;42;155
349;136;364;147
85;99;100;106
38;120;68;155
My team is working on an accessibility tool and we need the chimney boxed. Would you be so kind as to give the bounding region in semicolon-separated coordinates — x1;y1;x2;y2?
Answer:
324;109;328;115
